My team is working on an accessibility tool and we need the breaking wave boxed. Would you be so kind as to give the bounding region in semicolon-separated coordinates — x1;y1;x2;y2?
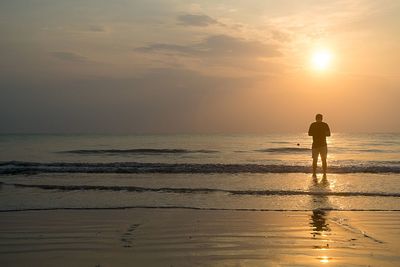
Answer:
0;161;399;174
256;147;310;153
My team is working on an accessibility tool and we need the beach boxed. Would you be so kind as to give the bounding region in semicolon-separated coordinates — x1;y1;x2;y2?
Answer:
1;208;400;266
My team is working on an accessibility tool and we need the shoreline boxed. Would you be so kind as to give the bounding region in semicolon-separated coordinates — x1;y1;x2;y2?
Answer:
1;209;399;266
2;206;400;213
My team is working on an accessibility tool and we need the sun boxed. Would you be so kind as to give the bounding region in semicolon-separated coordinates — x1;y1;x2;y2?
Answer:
311;49;332;71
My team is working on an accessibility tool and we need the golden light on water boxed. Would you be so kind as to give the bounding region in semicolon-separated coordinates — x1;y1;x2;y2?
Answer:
311;49;333;71
318;255;332;264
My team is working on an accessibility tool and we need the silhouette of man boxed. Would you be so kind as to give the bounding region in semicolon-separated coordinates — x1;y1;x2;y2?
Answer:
308;114;331;177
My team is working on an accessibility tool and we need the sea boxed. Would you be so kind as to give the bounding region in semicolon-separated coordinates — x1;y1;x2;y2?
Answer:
0;133;399;212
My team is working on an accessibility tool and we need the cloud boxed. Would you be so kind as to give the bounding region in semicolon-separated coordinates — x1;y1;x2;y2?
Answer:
52;51;88;62
203;35;281;57
177;14;218;27
88;25;106;32
270;30;291;42
135;34;281;58
135;43;196;55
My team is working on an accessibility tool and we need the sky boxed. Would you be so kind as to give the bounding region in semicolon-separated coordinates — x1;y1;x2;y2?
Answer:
0;0;399;133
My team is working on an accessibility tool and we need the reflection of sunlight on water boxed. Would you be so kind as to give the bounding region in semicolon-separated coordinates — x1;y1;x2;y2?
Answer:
327;175;336;190
318;255;332;263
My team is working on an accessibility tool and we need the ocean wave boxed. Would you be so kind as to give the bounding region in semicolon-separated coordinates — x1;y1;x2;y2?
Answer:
256;147;310;153
355;149;393;153
60;148;219;154
3;182;400;197
0;161;399;174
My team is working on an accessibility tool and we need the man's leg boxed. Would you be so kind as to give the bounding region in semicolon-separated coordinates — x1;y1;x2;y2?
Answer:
312;147;318;176
312;156;318;176
321;156;327;174
321;146;328;175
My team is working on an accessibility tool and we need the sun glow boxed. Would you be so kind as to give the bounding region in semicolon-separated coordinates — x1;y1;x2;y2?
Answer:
311;49;333;71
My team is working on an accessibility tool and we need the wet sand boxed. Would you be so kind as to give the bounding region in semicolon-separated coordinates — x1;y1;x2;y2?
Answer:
1;209;399;266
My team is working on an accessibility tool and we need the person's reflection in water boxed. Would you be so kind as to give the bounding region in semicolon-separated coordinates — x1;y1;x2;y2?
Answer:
309;175;334;263
311;209;330;234
310;175;331;236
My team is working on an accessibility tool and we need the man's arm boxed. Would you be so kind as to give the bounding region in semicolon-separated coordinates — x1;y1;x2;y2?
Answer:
308;124;313;136
326;124;331;137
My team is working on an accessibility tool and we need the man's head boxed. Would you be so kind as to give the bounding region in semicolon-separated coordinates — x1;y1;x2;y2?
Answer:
315;114;323;122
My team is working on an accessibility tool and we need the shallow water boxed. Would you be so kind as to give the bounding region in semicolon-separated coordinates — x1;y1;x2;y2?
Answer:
0;133;399;211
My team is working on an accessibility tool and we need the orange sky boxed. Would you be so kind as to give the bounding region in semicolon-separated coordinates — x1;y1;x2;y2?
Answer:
0;0;399;133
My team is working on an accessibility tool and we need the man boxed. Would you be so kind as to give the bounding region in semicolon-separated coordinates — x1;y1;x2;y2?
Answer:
308;114;331;177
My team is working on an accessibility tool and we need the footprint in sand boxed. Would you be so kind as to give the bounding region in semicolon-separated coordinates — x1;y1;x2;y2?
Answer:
120;224;140;248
